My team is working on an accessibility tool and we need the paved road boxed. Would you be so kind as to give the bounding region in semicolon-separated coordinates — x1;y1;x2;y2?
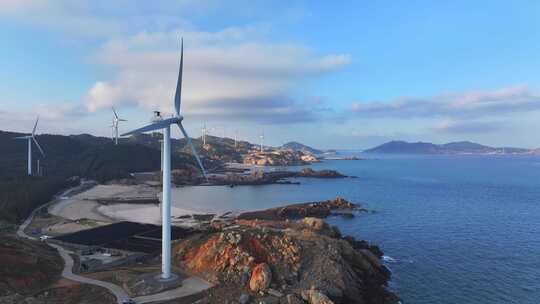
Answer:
16;184;130;304
16;185;81;240
17;182;213;304
49;243;130;303
134;277;212;304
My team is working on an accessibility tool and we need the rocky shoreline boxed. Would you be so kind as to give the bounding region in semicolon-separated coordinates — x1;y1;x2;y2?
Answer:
9;178;398;304
208;168;350;187
237;197;364;221
170;197;398;304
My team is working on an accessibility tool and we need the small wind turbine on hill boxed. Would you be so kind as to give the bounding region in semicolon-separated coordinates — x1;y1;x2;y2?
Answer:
122;38;207;280
202;123;207;145
260;131;264;152
111;107;127;145
14;116;45;176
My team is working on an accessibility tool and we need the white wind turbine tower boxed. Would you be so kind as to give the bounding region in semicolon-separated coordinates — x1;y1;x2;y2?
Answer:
14;116;45;176
122;38;207;280
111;107;127;145
202;123;207;145
259;131;264;152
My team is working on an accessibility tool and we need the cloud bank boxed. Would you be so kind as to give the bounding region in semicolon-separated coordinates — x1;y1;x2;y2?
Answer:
350;85;540;119
433;120;505;134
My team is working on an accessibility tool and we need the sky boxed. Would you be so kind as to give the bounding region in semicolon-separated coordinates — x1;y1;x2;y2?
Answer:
1;0;540;149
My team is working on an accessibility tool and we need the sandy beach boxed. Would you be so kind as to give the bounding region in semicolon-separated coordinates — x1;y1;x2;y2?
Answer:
48;183;218;227
97;203;204;226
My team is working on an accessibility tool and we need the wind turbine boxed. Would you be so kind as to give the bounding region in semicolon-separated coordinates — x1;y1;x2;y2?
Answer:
260;131;264;153
122;38;207;280
202;123;207;145
14;116;45;176
111;107;127;145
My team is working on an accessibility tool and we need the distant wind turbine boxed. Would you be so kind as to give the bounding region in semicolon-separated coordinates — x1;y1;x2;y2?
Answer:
202;123;207;145
111;107;127;145
260;131;264;152
122;38;207;280
14;116;45;176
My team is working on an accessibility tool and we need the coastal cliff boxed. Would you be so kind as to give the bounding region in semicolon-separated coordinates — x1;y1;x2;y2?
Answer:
172;198;398;304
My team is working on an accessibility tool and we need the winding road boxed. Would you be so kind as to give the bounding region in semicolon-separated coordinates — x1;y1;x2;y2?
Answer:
17;183;212;304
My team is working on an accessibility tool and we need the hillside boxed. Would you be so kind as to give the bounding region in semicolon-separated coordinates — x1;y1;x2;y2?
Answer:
282;141;323;155
364;140;532;154
0;131;204;181
0;130;204;223
187;135;256;162
0;233;62;295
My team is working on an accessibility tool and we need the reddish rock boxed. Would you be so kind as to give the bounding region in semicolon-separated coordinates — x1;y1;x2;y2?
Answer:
301;217;326;230
249;263;272;292
172;215;398;304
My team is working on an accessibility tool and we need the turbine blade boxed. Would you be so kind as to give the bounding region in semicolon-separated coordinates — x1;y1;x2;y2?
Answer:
112;107;119;119
119;119;127;122
32;116;39;135
14;136;31;139
32;137;45;157
174;37;183;117
121;118;177;136
178;122;207;181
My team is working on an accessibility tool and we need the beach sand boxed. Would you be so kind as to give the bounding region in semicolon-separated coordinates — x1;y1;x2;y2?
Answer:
97;203;201;225
48;184;215;227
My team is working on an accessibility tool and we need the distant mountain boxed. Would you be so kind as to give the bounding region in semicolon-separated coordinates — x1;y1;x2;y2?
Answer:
282;141;323;155
364;140;532;154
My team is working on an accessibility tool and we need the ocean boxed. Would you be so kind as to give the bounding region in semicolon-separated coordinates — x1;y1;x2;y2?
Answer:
173;154;540;303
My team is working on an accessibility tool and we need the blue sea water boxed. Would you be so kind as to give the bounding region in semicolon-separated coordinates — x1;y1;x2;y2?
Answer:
173;154;540;303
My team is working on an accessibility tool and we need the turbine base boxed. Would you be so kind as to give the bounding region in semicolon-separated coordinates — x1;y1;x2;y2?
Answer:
127;272;183;296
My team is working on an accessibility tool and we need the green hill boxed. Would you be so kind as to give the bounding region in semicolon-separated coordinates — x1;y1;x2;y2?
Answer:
0;130;203;223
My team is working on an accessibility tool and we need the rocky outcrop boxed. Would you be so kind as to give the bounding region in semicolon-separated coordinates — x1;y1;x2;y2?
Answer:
210;169;348;186
172;217;398;304
302;288;335;304
237;197;363;221
249;263;272;292
171;168;204;185
296;168;346;178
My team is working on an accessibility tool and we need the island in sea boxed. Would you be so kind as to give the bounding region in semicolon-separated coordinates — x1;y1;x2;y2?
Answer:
364;140;536;155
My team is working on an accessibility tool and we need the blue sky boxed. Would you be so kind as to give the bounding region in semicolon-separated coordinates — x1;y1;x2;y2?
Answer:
1;1;539;149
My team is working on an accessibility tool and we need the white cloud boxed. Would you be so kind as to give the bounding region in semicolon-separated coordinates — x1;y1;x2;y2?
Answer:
84;28;350;123
1;1;350;125
433;119;504;134
350;85;540;119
